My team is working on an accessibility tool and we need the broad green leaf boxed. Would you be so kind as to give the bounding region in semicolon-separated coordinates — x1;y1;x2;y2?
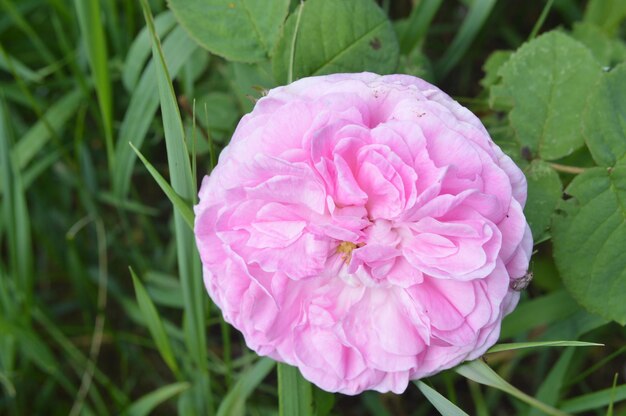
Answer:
552;166;626;325
560;383;626;414
527;348;575;416
414;380;469;416
488;341;602;354
495;31;601;160
456;360;568;416
167;0;290;63
524;160;562;241
122;382;189;416
278;363;314;416
130;143;194;230
272;0;399;85
216;358;275;416
582;63;626;167
130;268;180;376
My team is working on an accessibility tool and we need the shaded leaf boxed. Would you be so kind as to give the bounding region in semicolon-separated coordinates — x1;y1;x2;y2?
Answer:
168;0;290;63
524;160;562;241
272;0;399;84
552;166;626;325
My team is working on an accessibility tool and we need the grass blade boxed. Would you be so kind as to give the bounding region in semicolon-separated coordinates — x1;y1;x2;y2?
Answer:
487;341;603;353
398;0;443;54
278;363;314;416
527;348;575;416
113;25;198;198
140;1;210;413
122;382;190;416
217;358;275;416
73;0;114;174
434;0;497;79
414;380;470;416
559;384;626;414
130;267;181;377
455;360;568;416
129;143;194;229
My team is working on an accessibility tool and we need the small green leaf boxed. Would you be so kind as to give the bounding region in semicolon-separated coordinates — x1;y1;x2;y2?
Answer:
583;63;626;167
130;268;181;376
487;341;602;354
122;382;189;416
272;0;399;84
216;358;275;416
552;166;626;325
167;0;290;63
495;31;601;160
414;380;470;416
278;363;314;416
524;160;562;241
130;143;194;230
583;0;626;36
481;50;512;90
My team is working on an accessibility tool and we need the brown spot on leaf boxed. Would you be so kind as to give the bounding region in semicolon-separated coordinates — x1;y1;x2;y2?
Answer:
370;37;381;50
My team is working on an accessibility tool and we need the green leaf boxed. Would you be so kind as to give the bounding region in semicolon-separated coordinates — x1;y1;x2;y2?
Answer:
487;341;602;354
122;10;177;91
583;0;626;36
12;88;82;170
494;31;601;160
560;383;626;414
582;63;626;167
272;0;399;85
167;0;290;63
434;0;497;79
226;60;277;113
113;25;198;198
397;0;443;54
73;0;114;172
524;160;562;241
122;382;190;416
130;268;181;376
278;363;314;416
527;348;575;416
414;380;469;416
456;360;568;416
500;290;580;338
571;23;626;67
130;143;194;230
481;50;512;90
216;358;275;416
552;166;626;325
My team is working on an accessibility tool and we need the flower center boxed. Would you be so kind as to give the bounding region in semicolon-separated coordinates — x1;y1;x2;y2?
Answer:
336;241;365;264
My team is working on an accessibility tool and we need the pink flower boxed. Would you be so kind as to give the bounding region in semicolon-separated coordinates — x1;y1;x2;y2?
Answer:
194;73;532;395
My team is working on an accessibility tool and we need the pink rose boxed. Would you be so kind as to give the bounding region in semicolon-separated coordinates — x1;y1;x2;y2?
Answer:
194;73;532;395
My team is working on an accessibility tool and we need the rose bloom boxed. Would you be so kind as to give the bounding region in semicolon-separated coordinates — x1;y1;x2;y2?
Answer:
194;73;532;395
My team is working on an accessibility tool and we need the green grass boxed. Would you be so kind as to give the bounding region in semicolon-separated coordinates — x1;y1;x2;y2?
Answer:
0;0;625;415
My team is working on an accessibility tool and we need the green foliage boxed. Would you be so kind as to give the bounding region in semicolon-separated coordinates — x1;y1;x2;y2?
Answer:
1;0;626;415
272;0;399;84
492;31;601;161
167;0;290;62
552;167;626;325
